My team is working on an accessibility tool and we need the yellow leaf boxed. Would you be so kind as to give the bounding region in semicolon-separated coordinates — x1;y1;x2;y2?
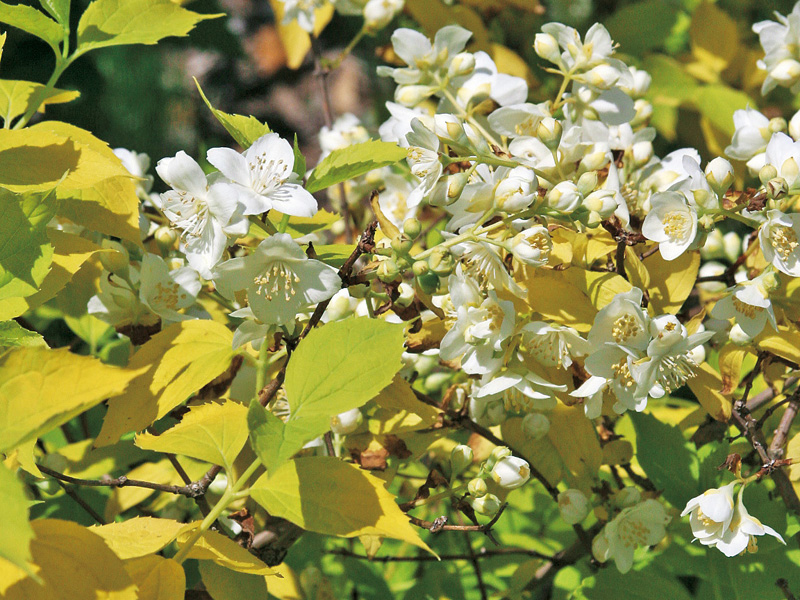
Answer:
490;43;537;89
756;328;800;364
1;519;137;600
198;560;268;600
405;0;491;52
0;229;105;320
405;318;447;352
90;517;186;560
601;439;634;466
689;2;739;75
624;246;650;290
643;249;700;314
136;400;248;469
0;347;143;453
59;176;142;246
0;463;35;576
367;376;440;435
267;563;305;600
501;405;601;494
787;432;800;481
269;0;333;70
176;525;276;575
718;344;746;395
250;457;433;554
0;80;79;126
123;556;184;600
52;438;148;479
686;362;732;421
96;320;237;446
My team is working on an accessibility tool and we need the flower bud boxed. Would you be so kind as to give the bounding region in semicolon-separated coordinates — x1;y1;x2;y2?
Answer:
510;225;551;266
705;157;734;196
208;474;228;495
403;218;422;240
391;236;414;255
583;64;620;89
325;291;355;321
759;164;779;185
697;261;727;293
723;232;740;263
767;177;789;200
494;167;537;212
445;172;470;203
469;492;502;516
428;249;455;276
412;260;429;277
468;477;488;498
790;110;800;141
415;270;440;295
423;372;451;393
330;408;363;435
579;150;609;172
363;0;401;30
769;116;788;133
533;33;560;63
536;117;563;151
451;444;474;476
99;240;130;275
395;84;435;107
154;226;178;252
485;446;512;470
547;181;582;212
631;140;653;166
613;486;641;508
395;282;415;307
521;412;550;440
630;98;653;127
490;456;531;489
558;489;590;524
448;52;476;78
582;189;617;220
762;269;782;293
730;323;753;346
377;258;400;283
575;171;598;197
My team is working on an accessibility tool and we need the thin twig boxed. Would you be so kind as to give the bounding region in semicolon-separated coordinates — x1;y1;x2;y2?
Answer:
54;479;106;525
38;464;208;498
328;546;556;563
167;453;211;516
409;503;509;538
778;578;798;600
615;241;627;281
769;388;800;459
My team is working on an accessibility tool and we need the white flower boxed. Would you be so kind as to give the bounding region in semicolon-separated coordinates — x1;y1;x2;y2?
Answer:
725;108;771;173
558;489;590;524
207;132;317;218
377;174;417;229
440;290;515;376
540;22;616;71
587;287;650;352
582;345;648;414
139;254;200;325
716;491;786;556
214;233;341;326
403;118;442;207
547;181;583;212
764;132;800;190
490;456;531;489
451;238;525;297
281;0;326;32
114;147;153;200
488;103;551;139
593;499;670;573
493;166;537;212
759;209;800;276
474;367;566;412
711;272;779;338
88;269;150;327
379;102;426;143
330;408;363;435
641;191;698;261
753;3;800;94
522;321;589;369
319;113;370;158
453;51;528;109
155;151;249;279
363;0;403;30
509;226;551;267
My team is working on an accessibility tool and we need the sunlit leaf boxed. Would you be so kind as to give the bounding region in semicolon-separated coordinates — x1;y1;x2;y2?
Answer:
90;517;185;560
305;140;407;194
123;555;184;600
175;525;276;575
194;78;270;149
0;463;35;576
0;80;79;126
0;1;63;53
198;560;268;600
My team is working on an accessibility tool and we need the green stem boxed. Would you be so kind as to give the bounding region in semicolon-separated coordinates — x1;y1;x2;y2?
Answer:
551;68;576;114
278;213;291;234
172;457;263;564
14;54;74;129
706;208;759;228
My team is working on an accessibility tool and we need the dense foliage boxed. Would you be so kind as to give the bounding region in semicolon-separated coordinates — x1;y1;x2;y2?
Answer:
5;0;800;599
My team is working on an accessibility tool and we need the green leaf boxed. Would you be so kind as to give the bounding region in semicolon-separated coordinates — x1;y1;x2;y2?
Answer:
292;133;306;179
198;560;268;600
693;85;753;137
0;187;58;301
38;0;69;26
313;244;354;268
77;0;222;53
643;55;698;107
630;412;697;509
305;140;407;194
0;321;46;350
0;80;79;127
194;78;270;149
605;0;680;55
263;209;338;239
250;457;432;552
249;317;405;474
0;1;63;53
0;463;36;577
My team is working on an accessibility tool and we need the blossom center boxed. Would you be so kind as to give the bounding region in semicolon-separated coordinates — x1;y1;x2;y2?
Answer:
253;262;300;301
249;151;290;195
732;297;764;319
662;211;691;241
151;281;184;309
168;190;210;238
770;225;799;261
611;358;635;389
514;116;539;137
611;313;640;343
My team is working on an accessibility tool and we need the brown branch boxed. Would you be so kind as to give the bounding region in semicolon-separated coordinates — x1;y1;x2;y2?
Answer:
778;578;798;600
38;464;209;498
409;503;509;540
167;453;212;516
615;241;627;281
769;388;800;459
327;546;556;563
53;479;106;525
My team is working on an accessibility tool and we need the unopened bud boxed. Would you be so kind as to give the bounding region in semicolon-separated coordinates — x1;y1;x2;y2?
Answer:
548;181;582;212
583;64;620;89
446;172;470;202
485;445;512;471
395;282;415;307
767;177;788;200
705;157;734;196
557;489;590;524
490;456;531;489
536;117;562;151
769;116;788;134
377;259;400;282
428;249;454;276
790;110;800;141
759;164;779;185
723;231;741;263
330;408;363;435
613;486;641;508
521;412;550;440
576;171;598;196
730;323;753;346
451;444;474;476
154;226;178;252
391;236;414;255
415;270;440;295
631;140;653;167
403;218;422;240
412;260;429;276
533;33;560;63
99;240;130;275
510;226;551;266
448;52;476;78
395;84;435;107
630;98;653;127
468;477;488;498
469;492;502;516
762;270;781;293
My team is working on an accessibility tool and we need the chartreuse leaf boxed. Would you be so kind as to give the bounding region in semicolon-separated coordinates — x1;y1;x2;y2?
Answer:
77;0;222;53
0;519;137;600
629;412;698;509
96;320;237;446
175;525;276;575
0;463;35;576
135;401;249;469
38;0;70;26
367;376;440;435
268;0;334;69
643;249;700;314
305;140;407;194
0;1;63;54
693;85;752;138
0;80;79;126
123;556;184;600
90;517;186;559
199;560;268;600
0;230;104;321
688;1;739;78
718;344;746;394
0;187;57;301
0;320;46;350
250;457;433;553
194;78;270;149
248;317;405;474
0;347;144;454
256;208;338;239
686;361;733;421
756;327;800;364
